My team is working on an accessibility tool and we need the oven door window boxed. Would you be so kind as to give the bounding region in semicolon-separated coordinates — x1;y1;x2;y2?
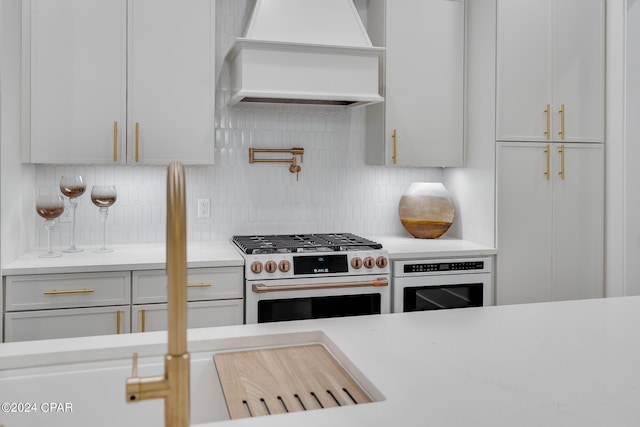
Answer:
258;294;381;323
404;283;483;312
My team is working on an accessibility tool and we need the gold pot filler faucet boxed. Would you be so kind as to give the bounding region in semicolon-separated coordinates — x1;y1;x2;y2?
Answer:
126;161;190;427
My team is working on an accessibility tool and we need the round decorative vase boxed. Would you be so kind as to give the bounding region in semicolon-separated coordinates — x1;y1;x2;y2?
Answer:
398;182;455;239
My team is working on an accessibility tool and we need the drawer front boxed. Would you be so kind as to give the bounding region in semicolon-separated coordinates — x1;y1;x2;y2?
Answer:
5;272;131;311
4;306;130;342
133;267;243;304
132;300;243;332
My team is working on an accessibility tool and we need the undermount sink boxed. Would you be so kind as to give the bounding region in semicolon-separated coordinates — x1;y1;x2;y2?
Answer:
0;331;383;426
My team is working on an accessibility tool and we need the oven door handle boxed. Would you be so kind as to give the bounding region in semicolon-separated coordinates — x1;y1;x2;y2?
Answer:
251;278;389;293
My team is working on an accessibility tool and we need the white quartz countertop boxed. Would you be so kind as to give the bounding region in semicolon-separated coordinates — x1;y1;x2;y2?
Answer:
1;241;244;275
2;296;639;426
1;237;495;275
370;235;496;259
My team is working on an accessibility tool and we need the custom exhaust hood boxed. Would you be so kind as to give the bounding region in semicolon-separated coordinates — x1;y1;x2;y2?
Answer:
225;0;384;107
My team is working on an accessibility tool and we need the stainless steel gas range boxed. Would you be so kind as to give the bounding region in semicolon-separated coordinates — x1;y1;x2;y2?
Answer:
231;233;390;324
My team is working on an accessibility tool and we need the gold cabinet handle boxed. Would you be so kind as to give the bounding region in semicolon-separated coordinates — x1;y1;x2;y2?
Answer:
43;288;94;295
544;144;550;180
135;122;140;163
117;310;122;334
558;144;565;180
141;309;146;333
392;129;397;164
558;104;565;140
187;282;212;288
544;104;551;140
113;121;118;162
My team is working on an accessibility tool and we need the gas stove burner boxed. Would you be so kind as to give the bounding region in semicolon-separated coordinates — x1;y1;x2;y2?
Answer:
232;233;382;254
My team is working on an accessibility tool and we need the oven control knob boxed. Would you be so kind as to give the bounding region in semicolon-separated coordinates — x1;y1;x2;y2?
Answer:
265;260;277;274
376;256;388;269
279;260;291;273
363;257;375;269
351;257;363;269
250;261;263;274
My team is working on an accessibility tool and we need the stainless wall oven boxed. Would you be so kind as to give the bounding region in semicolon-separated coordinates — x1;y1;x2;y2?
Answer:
232;234;390;324
392;257;493;313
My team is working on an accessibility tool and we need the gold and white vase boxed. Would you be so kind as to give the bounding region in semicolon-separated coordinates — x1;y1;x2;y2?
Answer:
398;182;455;239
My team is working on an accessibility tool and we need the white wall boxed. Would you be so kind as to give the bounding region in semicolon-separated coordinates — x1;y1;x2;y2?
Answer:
624;0;640;295
443;0;496;248
604;0;628;297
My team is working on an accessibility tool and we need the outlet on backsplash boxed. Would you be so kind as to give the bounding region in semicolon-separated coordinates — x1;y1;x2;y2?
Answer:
197;199;211;219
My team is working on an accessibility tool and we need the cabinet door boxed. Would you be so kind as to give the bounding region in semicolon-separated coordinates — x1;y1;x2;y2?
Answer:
26;0;126;164
496;143;553;304
132;300;243;333
128;0;215;165
5;306;130;342
552;143;604;300
552;0;604;143
366;0;464;167
496;0;551;142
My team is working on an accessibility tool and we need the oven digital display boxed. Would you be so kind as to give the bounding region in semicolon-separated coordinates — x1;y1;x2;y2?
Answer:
293;254;349;275
404;261;484;273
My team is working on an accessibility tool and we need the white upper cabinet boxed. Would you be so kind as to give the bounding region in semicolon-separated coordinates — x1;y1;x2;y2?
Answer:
366;0;465;167
23;0;215;165
496;0;604;143
24;0;127;164
127;0;215;165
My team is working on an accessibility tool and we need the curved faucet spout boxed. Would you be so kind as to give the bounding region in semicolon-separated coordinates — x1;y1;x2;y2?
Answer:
126;161;190;427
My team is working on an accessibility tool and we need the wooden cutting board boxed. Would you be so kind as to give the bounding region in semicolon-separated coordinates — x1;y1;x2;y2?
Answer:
213;344;372;419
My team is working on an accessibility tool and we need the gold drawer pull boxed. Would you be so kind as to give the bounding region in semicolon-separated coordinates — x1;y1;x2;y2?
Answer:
117;310;122;334
141;309;146;333
558;104;565;140
544;144;550;180
558;144;565;180
43;288;95;295
187;282;212;288
392;129;397;164
544;104;551;140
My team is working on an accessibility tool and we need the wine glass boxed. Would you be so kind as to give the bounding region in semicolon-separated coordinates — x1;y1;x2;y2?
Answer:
60;175;86;252
35;195;65;258
91;185;117;253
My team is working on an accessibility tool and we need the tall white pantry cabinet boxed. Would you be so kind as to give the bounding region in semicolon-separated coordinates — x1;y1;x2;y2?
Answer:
22;0;215;165
495;0;605;304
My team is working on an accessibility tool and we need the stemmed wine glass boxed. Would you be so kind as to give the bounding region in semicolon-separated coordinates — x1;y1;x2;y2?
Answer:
60;175;86;252
35;195;65;258
91;185;117;253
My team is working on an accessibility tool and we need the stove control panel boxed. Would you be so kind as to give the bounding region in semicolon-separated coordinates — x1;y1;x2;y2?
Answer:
394;257;493;277
244;251;390;280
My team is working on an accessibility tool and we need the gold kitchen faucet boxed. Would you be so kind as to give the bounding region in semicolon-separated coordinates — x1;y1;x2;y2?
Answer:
125;162;190;427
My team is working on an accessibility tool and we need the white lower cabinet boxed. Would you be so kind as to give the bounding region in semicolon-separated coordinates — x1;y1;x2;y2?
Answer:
3;266;244;342
132;300;243;333
5;306;130;342
496;142;604;304
131;267;244;333
4;271;131;342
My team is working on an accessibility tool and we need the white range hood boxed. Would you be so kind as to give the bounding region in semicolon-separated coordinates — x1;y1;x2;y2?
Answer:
225;0;384;107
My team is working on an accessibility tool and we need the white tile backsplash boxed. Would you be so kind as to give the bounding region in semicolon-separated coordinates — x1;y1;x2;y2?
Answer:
33;0;443;248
